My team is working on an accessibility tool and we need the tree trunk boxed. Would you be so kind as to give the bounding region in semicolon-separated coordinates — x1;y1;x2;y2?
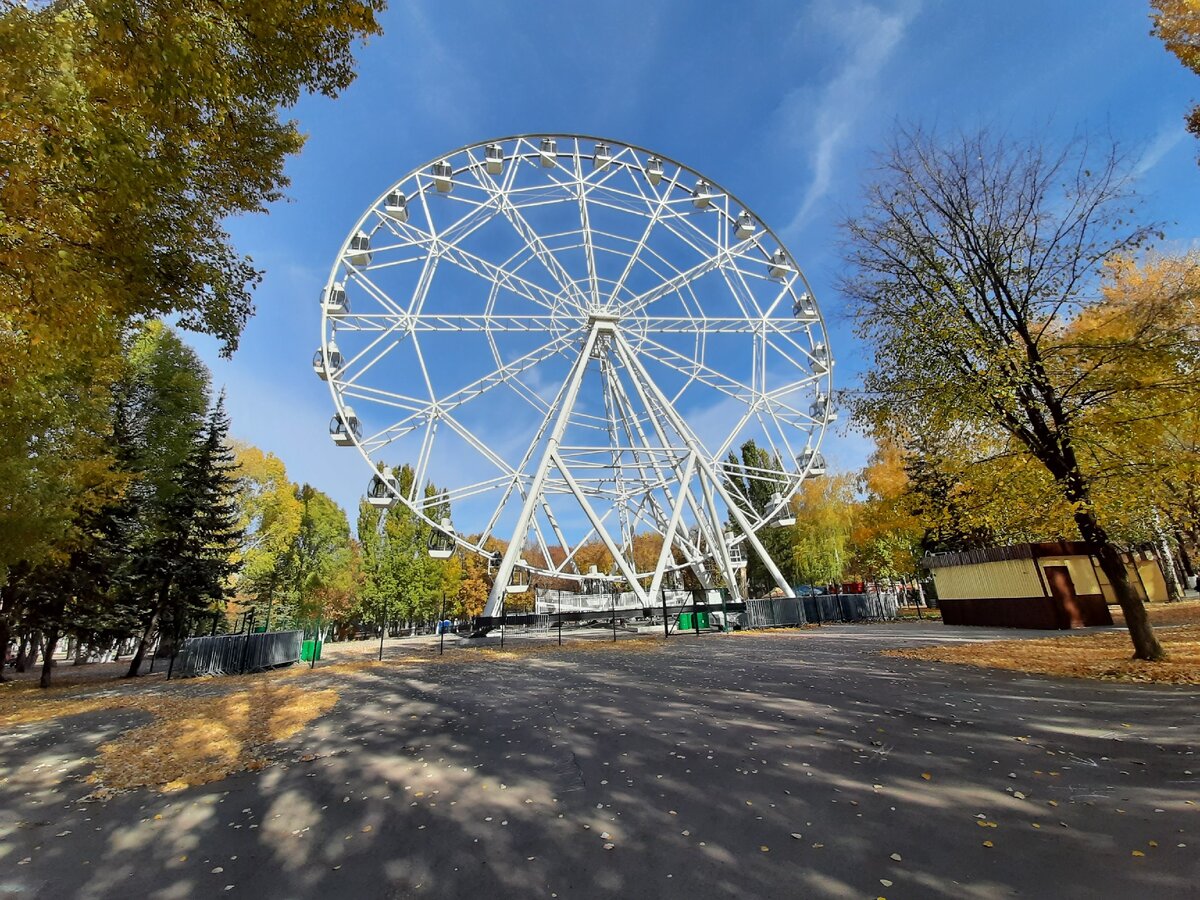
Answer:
1083;522;1166;661
0;615;9;683
1153;513;1183;602
126;609;160;677
127;577;172;677
39;628;59;689
1175;530;1194;579
14;634;29;672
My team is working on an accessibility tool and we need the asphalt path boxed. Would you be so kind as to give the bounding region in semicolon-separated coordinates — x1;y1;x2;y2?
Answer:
2;624;1197;899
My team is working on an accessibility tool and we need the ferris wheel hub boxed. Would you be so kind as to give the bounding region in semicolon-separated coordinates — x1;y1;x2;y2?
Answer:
587;309;621;326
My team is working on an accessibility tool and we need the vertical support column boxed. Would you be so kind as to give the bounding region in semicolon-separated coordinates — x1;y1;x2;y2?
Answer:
485;326;601;617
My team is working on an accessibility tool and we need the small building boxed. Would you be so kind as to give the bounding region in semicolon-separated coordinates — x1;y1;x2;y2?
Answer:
923;542;1169;629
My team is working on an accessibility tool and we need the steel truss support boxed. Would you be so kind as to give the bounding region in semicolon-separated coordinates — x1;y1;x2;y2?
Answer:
484;318;795;618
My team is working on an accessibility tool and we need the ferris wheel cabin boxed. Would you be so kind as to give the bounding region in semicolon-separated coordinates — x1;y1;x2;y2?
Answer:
432;159;453;192
645;155;665;185
329;407;361;446
323;282;348;316
799;448;827;477
312;340;343;381
347;231;372;267
384;191;409;223
366;468;399;508
593;142;613;171
485;143;504;174
735;211;756;240
427;518;456;559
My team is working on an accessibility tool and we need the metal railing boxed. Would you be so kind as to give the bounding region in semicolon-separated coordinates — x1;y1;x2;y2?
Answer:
743;592;899;628
173;630;303;677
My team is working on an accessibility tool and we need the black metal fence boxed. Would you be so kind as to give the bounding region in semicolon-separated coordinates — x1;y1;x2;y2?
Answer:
743;592;899;628
173;630;302;677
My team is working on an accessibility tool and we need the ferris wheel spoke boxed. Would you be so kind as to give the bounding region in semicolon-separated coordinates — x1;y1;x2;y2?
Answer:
608;167;685;304
632;334;755;405
436;243;563;313
467;142;590;314
616;235;758;318
360;328;582;447
572;145;602;307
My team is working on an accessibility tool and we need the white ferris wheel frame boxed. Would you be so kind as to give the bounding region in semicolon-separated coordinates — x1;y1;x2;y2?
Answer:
317;134;833;617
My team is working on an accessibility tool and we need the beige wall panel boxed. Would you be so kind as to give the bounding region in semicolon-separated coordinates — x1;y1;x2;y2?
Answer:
1136;559;1168;603
931;559;1045;600
1037;557;1102;595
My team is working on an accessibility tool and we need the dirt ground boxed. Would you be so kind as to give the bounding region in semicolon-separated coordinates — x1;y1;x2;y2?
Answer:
887;600;1200;685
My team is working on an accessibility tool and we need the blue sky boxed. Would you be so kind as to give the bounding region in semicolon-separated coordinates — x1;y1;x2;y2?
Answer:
185;0;1200;526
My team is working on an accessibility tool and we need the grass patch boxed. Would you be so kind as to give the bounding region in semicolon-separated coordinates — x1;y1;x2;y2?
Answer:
885;623;1200;685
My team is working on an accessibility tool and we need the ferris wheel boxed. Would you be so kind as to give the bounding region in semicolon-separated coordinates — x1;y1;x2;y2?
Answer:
314;135;833;617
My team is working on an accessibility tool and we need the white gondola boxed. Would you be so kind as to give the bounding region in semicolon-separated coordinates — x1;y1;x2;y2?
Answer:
725;531;747;569
692;179;715;209
506;559;532;594
485;143;504;175
583;564;606;595
540;137;557;168
347;231;372;267
793;291;817;319
312;340;343;381
812;342;830;373
366;468;399;509
768;249;792;280
593;142;612;171
322;282;348;316
799;448;827;477
770;491;796;527
329;406;361;446
384;191;409;223
427;517;456;558
735;210;756;240
645;155;664;185
810;393;838;423
432;159;453;192
810;392;829;419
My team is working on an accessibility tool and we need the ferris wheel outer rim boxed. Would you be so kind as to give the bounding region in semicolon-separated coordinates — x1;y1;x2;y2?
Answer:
318;133;832;573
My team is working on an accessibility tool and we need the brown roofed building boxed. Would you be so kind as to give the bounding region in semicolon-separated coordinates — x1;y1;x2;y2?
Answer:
922;542;1169;629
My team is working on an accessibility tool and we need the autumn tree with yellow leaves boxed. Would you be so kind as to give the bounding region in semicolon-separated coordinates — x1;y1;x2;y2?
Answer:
1151;0;1200;162
0;0;383;584
841;126;1200;661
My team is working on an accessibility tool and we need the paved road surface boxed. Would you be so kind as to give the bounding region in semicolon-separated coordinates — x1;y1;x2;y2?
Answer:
2;624;1197;898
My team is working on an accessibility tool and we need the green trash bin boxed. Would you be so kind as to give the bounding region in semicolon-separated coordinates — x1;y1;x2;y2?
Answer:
300;639;323;662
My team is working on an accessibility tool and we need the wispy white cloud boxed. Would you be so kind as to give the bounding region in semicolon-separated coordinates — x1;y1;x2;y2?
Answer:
778;0;921;234
1134;119;1187;177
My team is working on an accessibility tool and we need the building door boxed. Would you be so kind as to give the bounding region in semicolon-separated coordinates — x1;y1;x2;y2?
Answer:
1044;566;1082;628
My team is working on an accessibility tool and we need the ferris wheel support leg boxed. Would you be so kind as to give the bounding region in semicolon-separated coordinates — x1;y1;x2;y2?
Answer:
484;327;602;618
697;466;744;604
550;451;649;606
646;451;697;603
612;330;796;600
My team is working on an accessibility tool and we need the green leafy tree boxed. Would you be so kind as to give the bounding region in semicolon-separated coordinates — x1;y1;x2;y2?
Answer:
234;442;303;628
126;396;243;675
282;485;353;633
724;439;796;595
787;476;854;588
